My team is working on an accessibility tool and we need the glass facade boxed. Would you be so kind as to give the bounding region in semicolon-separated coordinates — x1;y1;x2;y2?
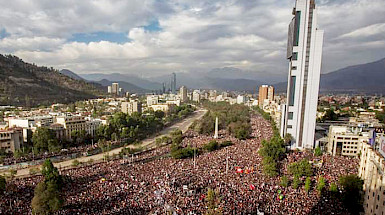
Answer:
294;11;301;46
289;76;296;106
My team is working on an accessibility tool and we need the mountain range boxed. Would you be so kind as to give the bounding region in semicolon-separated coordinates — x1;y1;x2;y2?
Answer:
0;54;103;106
74;57;385;94
274;57;385;94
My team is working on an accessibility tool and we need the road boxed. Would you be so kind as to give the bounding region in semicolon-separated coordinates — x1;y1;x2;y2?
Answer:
13;109;207;178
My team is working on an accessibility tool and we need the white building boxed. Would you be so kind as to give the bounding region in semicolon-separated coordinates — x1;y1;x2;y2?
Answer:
192;90;201;103
326;126;370;157
236;95;247;104
180;86;188;102
147;95;159;106
121;101;142;115
150;104;176;115
281;0;324;149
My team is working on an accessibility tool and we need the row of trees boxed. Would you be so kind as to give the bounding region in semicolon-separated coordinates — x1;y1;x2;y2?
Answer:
375;110;385;124
97;104;195;144
191;102;251;140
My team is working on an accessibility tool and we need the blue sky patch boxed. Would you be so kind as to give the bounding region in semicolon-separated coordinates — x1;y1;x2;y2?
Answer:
142;20;162;32
69;31;131;43
0;29;10;39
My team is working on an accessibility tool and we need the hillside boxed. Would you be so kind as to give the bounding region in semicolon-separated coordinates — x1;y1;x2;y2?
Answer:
59;69;85;81
0;55;103;106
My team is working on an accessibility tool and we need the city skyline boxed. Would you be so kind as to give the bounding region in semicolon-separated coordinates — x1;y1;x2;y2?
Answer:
0;0;383;81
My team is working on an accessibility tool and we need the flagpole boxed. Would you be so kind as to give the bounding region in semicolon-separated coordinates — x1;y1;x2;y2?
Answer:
226;147;229;175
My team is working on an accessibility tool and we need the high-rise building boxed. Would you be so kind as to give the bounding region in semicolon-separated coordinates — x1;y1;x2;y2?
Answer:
180;86;188;102
259;85;274;106
281;0;324;149
111;83;119;95
259;85;268;106
170;73;176;94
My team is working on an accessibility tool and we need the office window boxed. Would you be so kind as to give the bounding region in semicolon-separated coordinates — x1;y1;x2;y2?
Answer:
294;11;301;46
287;125;293;129
288;112;294;120
289;76;296;106
292;66;297;70
292;52;298;60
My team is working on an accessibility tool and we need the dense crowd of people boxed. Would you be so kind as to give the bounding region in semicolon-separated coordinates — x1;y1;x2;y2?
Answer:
0;114;359;214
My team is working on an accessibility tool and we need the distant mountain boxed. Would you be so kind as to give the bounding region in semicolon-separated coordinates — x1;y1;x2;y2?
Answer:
81;73;162;90
274;57;385;94
0;54;103;106
59;69;84;81
320;58;385;93
204;78;262;92
94;79;149;94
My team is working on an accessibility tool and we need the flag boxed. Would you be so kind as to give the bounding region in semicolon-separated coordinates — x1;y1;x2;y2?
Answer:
236;167;243;174
249;184;256;190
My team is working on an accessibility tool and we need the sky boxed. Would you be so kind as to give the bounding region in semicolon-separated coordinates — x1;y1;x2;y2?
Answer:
0;0;384;82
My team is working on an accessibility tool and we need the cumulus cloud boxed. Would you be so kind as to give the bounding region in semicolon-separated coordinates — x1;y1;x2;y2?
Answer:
0;0;384;81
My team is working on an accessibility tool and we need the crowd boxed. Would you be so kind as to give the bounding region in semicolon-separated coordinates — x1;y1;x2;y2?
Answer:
0;114;358;214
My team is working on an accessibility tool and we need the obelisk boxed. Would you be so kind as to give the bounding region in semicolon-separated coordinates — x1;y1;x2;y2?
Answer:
214;117;218;139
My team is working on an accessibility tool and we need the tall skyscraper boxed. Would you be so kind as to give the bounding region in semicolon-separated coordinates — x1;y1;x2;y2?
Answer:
170;73;176;94
281;0;324;149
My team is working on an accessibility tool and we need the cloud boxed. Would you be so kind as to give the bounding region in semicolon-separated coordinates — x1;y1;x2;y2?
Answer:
0;0;384;82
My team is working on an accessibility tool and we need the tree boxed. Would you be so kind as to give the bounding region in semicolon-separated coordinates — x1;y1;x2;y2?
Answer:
0;175;6;193
206;188;222;215
31;180;63;215
292;177;300;189
32;128;60;153
284;133;293;145
305;177;311;193
280;175;289;187
154;110;165;119
204;140;219;152
339;175;364;214
288;159;313;178
329;182;338;193
321;109;339;121
316;176;326;193
41;159;62;186
314;146;323;156
262;156;278;177
71;130;87;145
